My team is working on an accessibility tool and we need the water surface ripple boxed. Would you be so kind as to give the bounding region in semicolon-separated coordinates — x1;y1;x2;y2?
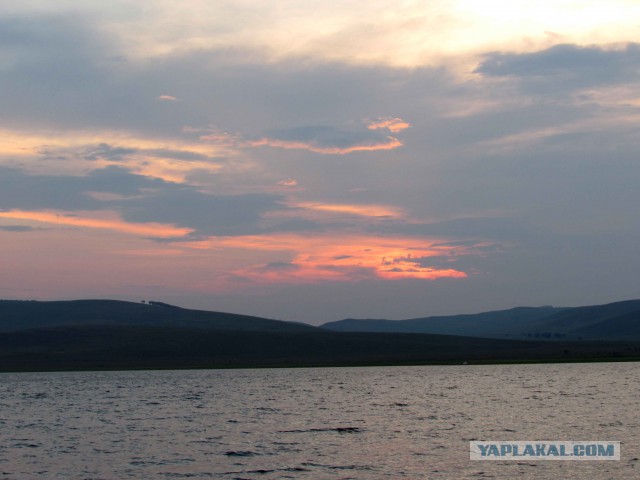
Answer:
1;363;638;479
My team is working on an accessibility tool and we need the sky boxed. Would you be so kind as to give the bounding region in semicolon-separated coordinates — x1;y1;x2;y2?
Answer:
1;1;639;324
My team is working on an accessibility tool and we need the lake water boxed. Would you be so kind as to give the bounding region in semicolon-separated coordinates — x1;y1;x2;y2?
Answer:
1;362;638;479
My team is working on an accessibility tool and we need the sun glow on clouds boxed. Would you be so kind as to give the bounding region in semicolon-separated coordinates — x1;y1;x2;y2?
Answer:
196;118;410;155
277;178;298;187
367;117;411;133
0;210;192;238
86;0;640;68
245;137;403;155
0;129;226;181
186;233;470;287
292;202;404;219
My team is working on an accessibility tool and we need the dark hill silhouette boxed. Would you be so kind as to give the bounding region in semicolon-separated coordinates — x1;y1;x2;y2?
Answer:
531;300;640;338
321;306;564;337
1;325;639;372
1;298;640;371
321;299;640;341
0;299;317;333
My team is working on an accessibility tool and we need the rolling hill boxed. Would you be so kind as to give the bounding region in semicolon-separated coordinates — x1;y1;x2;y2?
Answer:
1;298;640;371
321;299;640;341
0;299;317;333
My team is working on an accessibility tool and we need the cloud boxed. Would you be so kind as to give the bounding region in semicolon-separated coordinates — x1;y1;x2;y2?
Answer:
0;9;441;146
119;190;283;237
475;43;640;91
0;14;113;131
0;166;107;211
0;225;41;232
0;210;191;238
77;143;139;162
3;4;640;320
277;178;298;186
248;135;402;154
0;166;286;237
204;233;472;287
292;202;403;219
34;141;225;183
10;0;636;69
197;119;409;155
367;117;411;133
371;217;530;241
39;142;216;164
260;218;332;234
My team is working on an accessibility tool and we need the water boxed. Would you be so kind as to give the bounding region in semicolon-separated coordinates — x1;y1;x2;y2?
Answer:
1;363;639;479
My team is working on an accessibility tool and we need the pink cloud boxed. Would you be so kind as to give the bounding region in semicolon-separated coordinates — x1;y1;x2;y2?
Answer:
367;117;411;133
277;178;298;186
194;119;408;155
0;210;192;238
291;201;404;218
194;233;470;288
244;136;403;154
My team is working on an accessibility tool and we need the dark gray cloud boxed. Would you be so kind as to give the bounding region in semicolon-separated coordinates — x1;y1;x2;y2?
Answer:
0;11;446;139
79;144;138;162
0;14;114;130
38;142;218;163
370;217;532;241
404;249;502;272
0;166;107;211
0;165;285;237
264;262;299;270
119;188;282;237
261;218;335;233
475;43;640;90
430;240;487;248
0;225;41;232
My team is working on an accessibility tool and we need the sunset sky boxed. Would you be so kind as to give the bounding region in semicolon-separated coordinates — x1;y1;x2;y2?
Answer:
1;1;639;323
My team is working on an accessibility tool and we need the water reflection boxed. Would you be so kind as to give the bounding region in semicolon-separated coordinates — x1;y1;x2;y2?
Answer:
1;363;638;478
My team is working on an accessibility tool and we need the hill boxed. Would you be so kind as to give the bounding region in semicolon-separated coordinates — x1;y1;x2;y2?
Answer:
1;298;640;371
0;299;316;333
321;299;640;341
322;306;564;338
1;325;639;371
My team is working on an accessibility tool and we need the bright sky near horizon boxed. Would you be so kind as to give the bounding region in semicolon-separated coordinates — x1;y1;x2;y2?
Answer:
1;1;639;323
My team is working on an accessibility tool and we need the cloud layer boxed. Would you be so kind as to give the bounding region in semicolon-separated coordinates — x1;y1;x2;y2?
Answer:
1;2;639;322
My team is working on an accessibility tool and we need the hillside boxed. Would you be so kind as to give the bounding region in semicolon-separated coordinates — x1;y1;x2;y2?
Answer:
1;325;639;371
321;299;640;341
531;300;640;340
1;298;640;371
0;299;317;333
322;306;564;337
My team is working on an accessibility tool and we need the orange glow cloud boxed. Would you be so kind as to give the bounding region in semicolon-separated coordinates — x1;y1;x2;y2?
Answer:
105;1;640;69
196;126;405;155
292;201;404;218
131;156;224;184
245;136;403;154
197;130;242;147
187;233;470;287
0;210;192;238
367;117;411;133
277;178;298;186
158;95;179;101
0;128;227;182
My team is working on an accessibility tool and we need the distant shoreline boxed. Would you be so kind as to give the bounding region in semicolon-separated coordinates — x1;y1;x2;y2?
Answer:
3;354;640;374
